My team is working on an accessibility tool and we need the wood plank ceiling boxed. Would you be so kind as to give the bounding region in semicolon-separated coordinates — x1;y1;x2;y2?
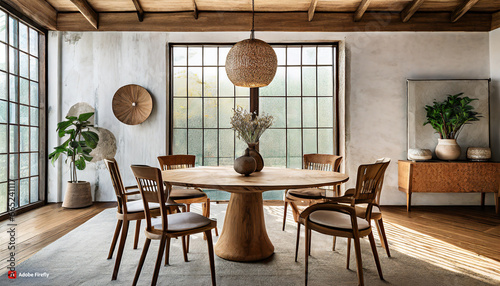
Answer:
2;0;500;32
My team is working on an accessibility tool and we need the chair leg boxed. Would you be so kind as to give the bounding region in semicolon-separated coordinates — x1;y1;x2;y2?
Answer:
132;238;151;286
353;235;364;286
205;230;216;286
346;238;351;269
332;236;336;251
308;228;312;256
151;236;168;286
295;222;301;262
283;200;288;231
368;232;384;280
164;237;171;266
107;220;122;259
133;220;141;249
182;236;189;262
186;204;191;253
112;220;129;280
376;218;391;257
305;225;310;286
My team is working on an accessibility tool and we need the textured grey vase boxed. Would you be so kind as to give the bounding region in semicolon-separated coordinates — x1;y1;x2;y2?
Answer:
234;149;257;176
247;143;264;172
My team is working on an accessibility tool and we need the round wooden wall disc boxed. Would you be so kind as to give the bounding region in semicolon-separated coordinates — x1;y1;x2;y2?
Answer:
112;84;153;125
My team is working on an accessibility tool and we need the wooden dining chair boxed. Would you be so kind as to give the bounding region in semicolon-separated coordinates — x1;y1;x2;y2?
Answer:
104;158;162;281
283;154;343;231
158;155;218;252
130;165;217;286
342;160;391;257
295;159;390;286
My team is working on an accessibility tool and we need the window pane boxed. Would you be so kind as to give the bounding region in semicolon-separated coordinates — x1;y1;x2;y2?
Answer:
235;86;249;97
8;17;18;47
218;67;233;97
0;71;6;99
30;177;38;203
20;178;29;206
20;52;29;78
303;47;316;65
260;67;285;97
203;67;217;97
274;47;286;66
9;103;17;123
303;97;317;128
20;126;29;152
318;129;334;154
19;22;28;52
173;98;187;128
188;129;202;166
9;75;18;101
287;97;301;128
19;104;28;125
9;154;18;179
0;101;6;123
187;98;202;128
30;153;38;176
30;81;38;106
203;129;217;165
0;11;6;42
204;98;217;128
219;129;234;161
30;127;38;151
318;97;333;128
218;98;233;128
260;129;286;167
0;43;6;71
30;107;38;126
218;47;229;66
318;47;333;65
0;183;6;213
287;47;301;65
303;67;316;97
0;125;6;153
9;125;17;152
203;47;218;66
303;129;317;154
9;47;18;74
318;67;333;96
173;46;187;66
29;28;38;56
172;129;187;154
30;56;38;81
20;153;29;177
188;47;202;66
260;97;285;128
235;97;249;111
287;129;302;169
287;67;301;97
20;78;29;104
173;67;187;97
0;155;6;181
188;67;202;97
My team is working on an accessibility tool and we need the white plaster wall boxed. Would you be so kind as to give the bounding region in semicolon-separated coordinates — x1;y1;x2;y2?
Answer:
47;31;495;205
490;29;500;162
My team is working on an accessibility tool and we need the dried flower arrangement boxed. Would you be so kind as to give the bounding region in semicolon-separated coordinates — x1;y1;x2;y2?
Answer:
230;106;274;144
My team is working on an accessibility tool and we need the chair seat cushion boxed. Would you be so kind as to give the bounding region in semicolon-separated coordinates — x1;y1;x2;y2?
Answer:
287;188;325;200
355;204;381;219
152;212;212;232
169;187;207;200
309;210;370;231
126;200;160;213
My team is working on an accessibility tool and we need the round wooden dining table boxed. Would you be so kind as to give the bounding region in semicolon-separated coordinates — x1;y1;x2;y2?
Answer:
161;166;349;262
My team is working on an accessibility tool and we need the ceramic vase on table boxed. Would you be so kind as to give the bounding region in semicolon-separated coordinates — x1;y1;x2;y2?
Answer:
234;149;257;176
247;143;264;172
435;139;461;161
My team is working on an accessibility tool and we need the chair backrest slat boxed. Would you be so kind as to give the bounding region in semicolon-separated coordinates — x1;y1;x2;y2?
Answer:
352;159;390;219
303;154;342;172
158;155;196;171
104;158;126;214
131;165;169;232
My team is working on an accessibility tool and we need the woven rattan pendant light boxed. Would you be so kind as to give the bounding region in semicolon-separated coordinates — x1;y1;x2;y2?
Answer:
225;0;277;88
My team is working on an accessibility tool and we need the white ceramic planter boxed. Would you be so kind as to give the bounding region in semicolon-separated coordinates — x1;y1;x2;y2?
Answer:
435;139;461;161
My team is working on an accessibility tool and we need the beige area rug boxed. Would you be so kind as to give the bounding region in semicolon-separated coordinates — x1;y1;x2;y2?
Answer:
2;203;499;285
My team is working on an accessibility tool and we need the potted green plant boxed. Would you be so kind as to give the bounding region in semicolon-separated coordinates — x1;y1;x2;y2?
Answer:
49;112;99;208
423;93;480;160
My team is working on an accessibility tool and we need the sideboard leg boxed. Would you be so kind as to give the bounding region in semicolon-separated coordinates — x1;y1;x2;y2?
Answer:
495;191;499;215
481;193;486;207
406;192;412;212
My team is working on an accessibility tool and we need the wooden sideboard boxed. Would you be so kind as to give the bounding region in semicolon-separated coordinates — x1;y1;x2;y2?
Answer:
398;160;500;214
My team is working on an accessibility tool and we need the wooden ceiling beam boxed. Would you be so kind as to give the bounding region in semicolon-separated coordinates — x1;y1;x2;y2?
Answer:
308;0;319;22
131;0;144;22
1;0;57;30
401;0;425;23
354;0;372;22
193;0;198;20
492;11;500;31
56;12;491;32
451;0;480;23
70;0;98;29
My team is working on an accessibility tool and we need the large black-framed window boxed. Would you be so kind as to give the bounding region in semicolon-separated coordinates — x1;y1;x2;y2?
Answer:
0;7;46;219
169;43;338;168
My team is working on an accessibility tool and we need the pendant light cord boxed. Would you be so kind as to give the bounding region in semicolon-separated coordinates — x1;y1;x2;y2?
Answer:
251;0;255;40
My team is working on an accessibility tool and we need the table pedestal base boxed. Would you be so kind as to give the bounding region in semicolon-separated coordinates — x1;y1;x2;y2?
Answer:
214;192;274;261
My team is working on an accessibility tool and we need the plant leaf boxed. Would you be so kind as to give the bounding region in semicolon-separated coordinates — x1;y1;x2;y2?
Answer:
78;112;94;122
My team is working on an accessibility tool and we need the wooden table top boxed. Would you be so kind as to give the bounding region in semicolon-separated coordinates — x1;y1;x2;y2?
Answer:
161;166;349;193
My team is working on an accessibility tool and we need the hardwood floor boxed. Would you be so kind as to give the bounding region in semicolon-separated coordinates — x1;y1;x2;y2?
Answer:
0;202;116;275
0;202;499;278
